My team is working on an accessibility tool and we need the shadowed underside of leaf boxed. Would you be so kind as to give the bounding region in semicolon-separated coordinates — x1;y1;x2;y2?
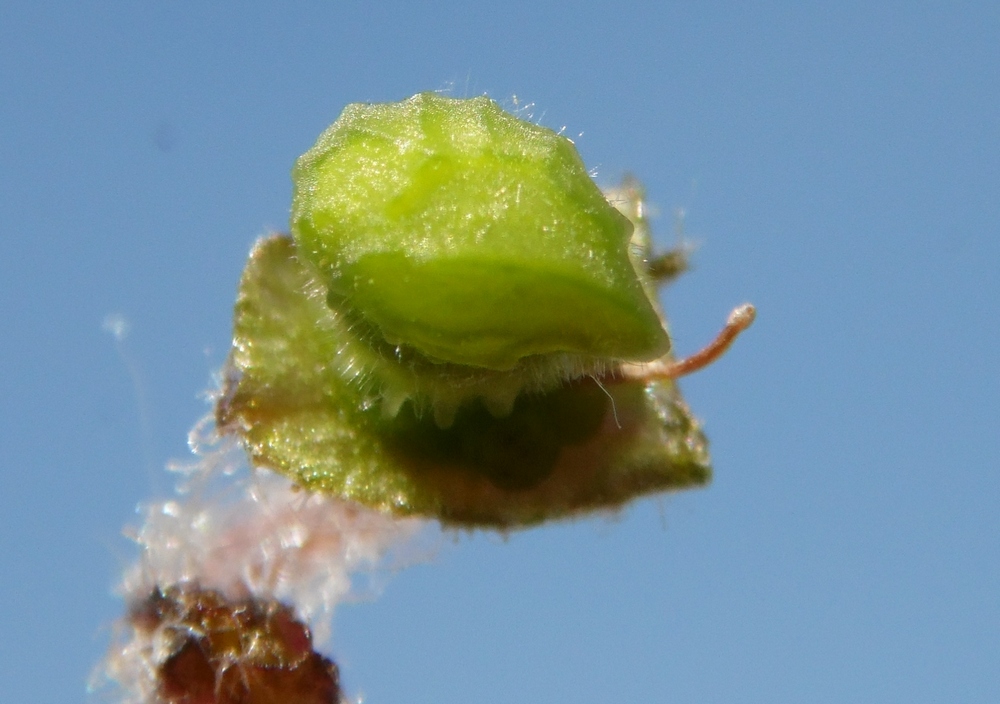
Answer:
217;235;711;528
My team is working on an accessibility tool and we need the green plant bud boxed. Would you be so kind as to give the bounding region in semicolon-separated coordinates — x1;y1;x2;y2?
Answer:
291;92;670;374
216;94;719;527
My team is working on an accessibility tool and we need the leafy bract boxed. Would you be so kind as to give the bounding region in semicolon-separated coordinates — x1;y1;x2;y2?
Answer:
217;235;710;528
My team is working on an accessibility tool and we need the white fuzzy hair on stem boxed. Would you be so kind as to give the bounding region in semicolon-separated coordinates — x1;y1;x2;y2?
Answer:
93;413;431;703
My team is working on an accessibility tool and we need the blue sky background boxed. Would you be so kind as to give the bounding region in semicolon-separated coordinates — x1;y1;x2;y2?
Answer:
2;2;998;702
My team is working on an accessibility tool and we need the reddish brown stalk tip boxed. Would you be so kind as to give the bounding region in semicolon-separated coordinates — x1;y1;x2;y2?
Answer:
635;303;756;381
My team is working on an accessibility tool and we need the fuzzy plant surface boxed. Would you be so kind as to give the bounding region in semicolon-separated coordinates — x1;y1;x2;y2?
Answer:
100;93;756;704
216;92;715;528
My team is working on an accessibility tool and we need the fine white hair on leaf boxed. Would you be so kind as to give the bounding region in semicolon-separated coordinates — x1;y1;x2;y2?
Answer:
95;412;434;703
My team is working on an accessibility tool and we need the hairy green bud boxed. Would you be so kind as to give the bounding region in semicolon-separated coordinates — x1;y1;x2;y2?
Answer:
292;92;668;370
217;94;727;527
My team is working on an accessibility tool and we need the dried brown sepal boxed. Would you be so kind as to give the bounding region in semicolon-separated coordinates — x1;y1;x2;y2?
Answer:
645;249;689;284
128;585;341;704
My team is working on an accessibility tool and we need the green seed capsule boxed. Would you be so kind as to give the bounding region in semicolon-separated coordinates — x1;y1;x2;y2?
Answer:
291;92;669;371
217;93;715;527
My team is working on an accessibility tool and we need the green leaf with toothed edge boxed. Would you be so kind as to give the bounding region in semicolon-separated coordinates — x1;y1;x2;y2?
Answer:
217;235;711;528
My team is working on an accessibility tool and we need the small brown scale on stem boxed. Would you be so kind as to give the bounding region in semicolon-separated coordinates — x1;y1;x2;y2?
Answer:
128;585;341;704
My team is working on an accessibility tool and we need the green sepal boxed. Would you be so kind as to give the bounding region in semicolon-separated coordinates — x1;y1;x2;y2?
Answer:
217;235;711;528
